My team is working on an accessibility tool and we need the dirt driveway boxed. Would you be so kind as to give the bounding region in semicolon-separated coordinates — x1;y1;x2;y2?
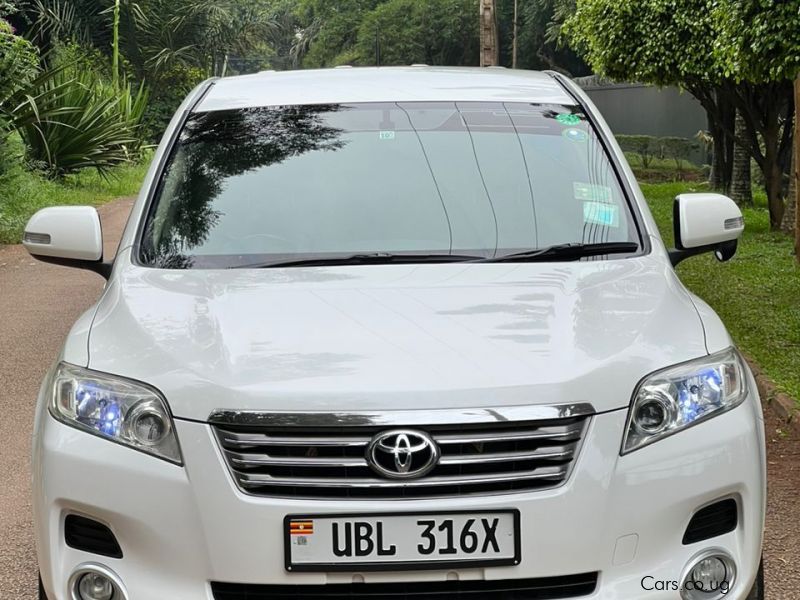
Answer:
0;196;798;598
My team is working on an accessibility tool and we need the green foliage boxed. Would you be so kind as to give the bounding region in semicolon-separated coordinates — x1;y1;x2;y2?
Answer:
659;136;701;171
616;135;661;168
297;0;479;68
713;0;800;83
0;152;150;243
22;0;104;53
141;62;205;141
354;0;478;66
564;0;720;87
645;180;800;403
298;0;385;67
565;0;795;229
120;0;276;78
618;135;702;179
0;19;40;175
509;0;588;74
0;1;16;18
8;68;148;177
0;21;39;96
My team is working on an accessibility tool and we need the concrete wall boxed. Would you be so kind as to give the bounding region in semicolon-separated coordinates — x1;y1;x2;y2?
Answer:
577;79;707;139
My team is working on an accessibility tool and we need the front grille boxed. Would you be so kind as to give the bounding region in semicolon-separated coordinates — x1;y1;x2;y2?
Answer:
64;515;123;559
211;573;599;599
683;498;738;545
213;415;588;499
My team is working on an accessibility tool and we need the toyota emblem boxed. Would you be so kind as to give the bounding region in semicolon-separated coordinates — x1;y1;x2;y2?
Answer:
366;429;440;479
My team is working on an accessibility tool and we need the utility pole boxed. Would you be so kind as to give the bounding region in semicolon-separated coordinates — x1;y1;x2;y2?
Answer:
512;0;519;68
375;25;381;67
480;0;499;67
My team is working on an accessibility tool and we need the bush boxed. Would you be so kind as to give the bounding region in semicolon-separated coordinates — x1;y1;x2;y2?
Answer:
617;134;700;172
0;19;39;175
8;68;148;177
142;63;205;142
616;135;659;168
660;136;700;173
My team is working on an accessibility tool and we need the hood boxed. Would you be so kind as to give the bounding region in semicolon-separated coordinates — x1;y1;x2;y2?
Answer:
87;256;708;420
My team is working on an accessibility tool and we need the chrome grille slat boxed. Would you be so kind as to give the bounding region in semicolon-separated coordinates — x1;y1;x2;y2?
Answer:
213;412;590;499
435;423;584;444
227;451;368;469
221;432;369;448
236;465;569;488
438;445;576;465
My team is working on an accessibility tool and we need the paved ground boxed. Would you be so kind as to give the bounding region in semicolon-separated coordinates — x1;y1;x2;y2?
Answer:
0;198;134;600
0;196;798;599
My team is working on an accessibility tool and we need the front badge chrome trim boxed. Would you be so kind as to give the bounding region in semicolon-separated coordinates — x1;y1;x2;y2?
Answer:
366;429;440;479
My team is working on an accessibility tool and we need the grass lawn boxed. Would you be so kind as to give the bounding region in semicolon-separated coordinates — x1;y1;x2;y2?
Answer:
0;158;150;245
643;181;800;404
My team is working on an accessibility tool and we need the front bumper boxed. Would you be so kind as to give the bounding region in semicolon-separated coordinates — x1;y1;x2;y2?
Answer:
34;395;766;600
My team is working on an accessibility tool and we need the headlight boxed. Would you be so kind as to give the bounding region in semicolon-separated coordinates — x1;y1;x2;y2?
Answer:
50;363;182;464
622;348;747;454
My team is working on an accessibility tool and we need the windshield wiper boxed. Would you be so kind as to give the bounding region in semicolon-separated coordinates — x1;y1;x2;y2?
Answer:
231;252;485;269
481;242;640;263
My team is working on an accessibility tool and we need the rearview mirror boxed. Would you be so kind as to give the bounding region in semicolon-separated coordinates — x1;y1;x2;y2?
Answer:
669;193;744;266
23;206;111;278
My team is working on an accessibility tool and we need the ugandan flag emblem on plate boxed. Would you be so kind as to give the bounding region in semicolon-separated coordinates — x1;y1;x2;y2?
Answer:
290;520;314;535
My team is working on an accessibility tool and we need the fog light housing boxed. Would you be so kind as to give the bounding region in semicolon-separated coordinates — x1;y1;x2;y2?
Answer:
78;573;114;600
680;550;736;600
69;564;127;600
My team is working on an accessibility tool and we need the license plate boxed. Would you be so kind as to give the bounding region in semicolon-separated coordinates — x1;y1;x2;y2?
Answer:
284;510;520;572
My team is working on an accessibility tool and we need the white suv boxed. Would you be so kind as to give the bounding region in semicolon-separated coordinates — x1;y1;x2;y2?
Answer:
24;67;765;600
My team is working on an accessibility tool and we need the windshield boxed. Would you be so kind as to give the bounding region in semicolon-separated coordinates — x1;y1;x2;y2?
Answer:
139;102;640;268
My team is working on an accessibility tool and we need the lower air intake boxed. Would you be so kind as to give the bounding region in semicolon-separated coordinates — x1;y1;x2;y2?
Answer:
211;573;599;599
683;498;738;545
64;515;123;559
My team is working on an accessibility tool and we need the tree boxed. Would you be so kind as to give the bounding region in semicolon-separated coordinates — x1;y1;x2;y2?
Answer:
296;0;385;67
354;0;478;66
714;0;799;244
565;0;795;230
503;0;587;75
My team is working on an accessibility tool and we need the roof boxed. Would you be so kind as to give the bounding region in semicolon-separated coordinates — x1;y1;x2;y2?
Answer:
195;66;574;112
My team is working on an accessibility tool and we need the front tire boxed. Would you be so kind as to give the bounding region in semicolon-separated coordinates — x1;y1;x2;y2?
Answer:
745;558;765;600
38;574;48;600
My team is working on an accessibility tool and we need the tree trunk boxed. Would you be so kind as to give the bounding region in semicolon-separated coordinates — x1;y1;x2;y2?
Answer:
512;0;518;69
796;76;800;260
479;0;498;67
783;143;797;235
705;92;735;193
764;124;786;230
710;119;726;190
731;111;753;206
788;76;800;260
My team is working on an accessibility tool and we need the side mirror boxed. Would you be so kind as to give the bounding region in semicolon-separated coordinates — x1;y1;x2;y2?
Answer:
23;206;111;278
668;193;744;266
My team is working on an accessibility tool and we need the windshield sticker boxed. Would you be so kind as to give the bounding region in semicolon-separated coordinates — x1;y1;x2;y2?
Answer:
379;131;396;140
583;202;620;227
555;113;582;126
574;182;613;203
563;128;588;142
